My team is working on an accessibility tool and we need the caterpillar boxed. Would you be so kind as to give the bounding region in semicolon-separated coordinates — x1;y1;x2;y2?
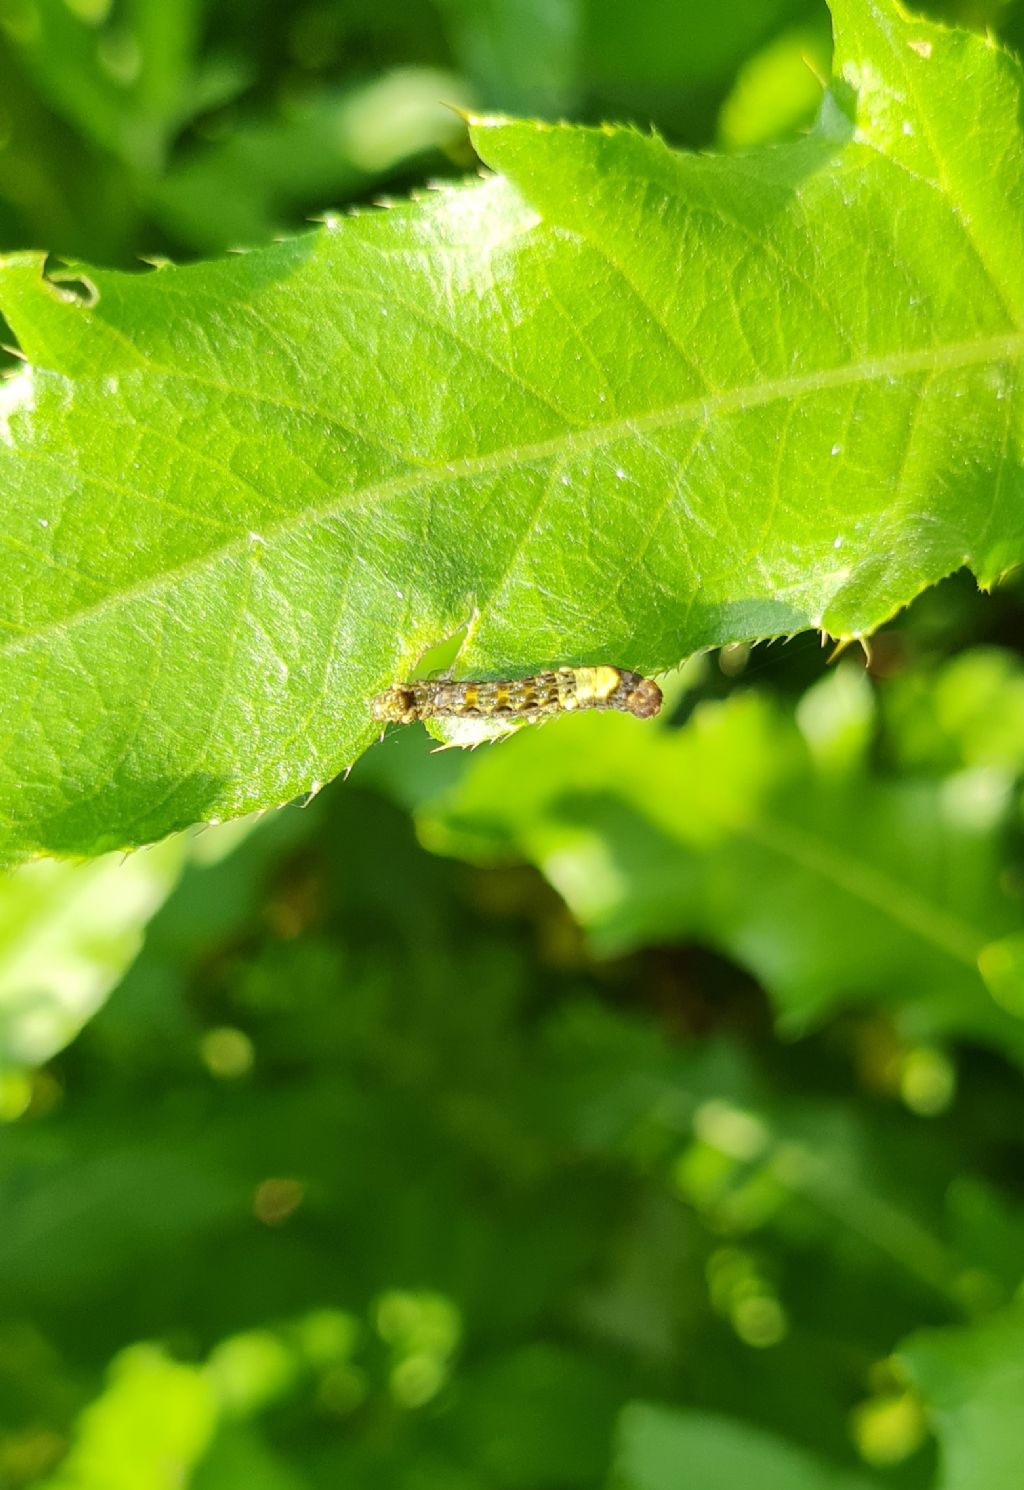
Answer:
372;666;662;726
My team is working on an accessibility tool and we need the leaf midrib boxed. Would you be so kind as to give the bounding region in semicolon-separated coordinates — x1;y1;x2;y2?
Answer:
4;327;1021;662
743;812;984;967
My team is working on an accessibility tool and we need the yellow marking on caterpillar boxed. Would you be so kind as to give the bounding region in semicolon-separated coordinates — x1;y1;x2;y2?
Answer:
568;665;625;707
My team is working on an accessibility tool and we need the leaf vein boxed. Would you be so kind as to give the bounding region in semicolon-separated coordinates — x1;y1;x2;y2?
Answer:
4;330;1020;663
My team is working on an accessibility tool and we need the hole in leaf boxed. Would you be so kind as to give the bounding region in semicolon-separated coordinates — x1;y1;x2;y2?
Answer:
411;627;467;680
407;608;479;680
45;271;100;308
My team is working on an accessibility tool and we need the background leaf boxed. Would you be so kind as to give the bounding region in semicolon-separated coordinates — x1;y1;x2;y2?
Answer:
149;68;473;253
36;1346;217;1490
0;838;184;1077
900;1304;1024;1490
611;1405;880;1490
414;653;1024;1060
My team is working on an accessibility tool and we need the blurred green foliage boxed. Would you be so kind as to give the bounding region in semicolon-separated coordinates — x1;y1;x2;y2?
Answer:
1;2;1024;1487
1;0;1020;266
2;584;1022;1486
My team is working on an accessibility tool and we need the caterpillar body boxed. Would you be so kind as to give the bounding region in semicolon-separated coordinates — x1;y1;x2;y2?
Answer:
372;666;662;727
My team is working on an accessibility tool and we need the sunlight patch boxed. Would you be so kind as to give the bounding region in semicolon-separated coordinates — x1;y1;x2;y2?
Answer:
0;367;34;446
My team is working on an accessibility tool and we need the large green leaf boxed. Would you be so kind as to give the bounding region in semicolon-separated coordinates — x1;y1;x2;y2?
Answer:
2;0;1023;862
